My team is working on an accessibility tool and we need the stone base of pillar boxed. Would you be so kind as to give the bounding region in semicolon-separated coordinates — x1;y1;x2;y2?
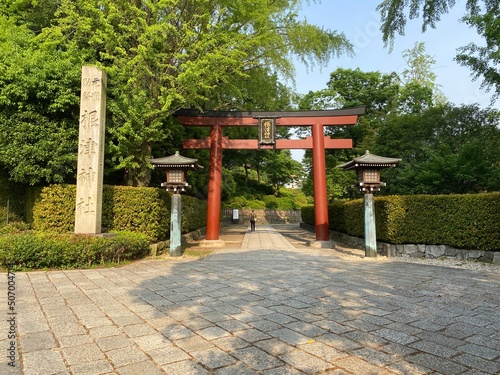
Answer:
170;248;182;257
309;240;335;249
199;240;226;248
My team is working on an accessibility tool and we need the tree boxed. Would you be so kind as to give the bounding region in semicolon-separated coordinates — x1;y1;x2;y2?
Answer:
374;103;500;194
377;0;500;101
36;0;353;186
398;42;446;112
0;16;81;185
296;68;402;200
261;150;304;195
455;3;500;100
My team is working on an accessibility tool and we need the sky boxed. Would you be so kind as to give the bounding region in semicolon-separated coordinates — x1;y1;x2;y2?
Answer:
293;0;497;108
289;0;497;161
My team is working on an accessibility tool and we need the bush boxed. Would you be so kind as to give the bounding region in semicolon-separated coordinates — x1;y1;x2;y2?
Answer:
102;186;169;242
27;184;207;242
227;196;248;208
0;222;30;235
0;231;149;270
263;195;278;209
246;199;266;209
181;195;208;233
302;193;500;251
0;174;27;223
276;197;298;210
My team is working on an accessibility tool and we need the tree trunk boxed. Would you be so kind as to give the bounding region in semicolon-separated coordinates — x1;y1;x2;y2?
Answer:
124;142;152;186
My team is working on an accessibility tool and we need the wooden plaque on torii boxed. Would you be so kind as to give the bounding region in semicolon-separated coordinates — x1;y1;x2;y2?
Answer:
178;107;365;245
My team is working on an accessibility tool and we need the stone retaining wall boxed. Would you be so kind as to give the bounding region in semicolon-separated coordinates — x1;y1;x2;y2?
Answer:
223;209;302;224
300;223;500;263
333;230;500;263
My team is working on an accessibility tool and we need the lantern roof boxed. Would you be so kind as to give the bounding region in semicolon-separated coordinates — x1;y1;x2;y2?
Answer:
150;151;203;170
337;150;401;170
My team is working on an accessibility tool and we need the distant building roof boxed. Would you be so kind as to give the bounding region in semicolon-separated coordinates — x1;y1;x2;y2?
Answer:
337;150;401;170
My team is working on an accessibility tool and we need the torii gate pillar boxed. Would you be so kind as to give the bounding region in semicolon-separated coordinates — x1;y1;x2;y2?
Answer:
201;124;225;247
178;108;365;247
311;123;330;246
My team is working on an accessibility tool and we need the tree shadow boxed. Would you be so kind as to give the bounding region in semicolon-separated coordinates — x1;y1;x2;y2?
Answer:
127;248;500;374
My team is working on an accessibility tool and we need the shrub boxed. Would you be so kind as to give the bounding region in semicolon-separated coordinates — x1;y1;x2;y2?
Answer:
0;222;30;235
0;175;27;223
102;186;169;242
228;196;248;208
302;193;500;251
301;205;314;225
276;197;298;210
27;184;207;242
0;231;149;270
246;199;266;209
263;195;278;209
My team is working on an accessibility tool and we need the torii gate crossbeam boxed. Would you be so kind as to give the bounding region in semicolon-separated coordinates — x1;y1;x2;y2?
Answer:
177;107;365;247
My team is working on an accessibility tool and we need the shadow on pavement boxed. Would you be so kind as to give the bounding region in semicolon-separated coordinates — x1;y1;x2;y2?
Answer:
129;248;500;374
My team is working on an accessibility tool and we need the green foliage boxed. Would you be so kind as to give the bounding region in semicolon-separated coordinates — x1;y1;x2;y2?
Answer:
302;193;500;251
0;221;30;235
0;231;149;270
32;184;76;233
0;172;26;224
3;0;350;186
226;196;248;209
226;189;307;210
456;2;500;100
181;195;208;233
28;184;206;242
102;186;169;242
275;197;298;210
378;0;500;102
246;199;266;209
263;195;279;209
262;150;304;193
374;104;500;194
301;205;314;225
0;16;81;185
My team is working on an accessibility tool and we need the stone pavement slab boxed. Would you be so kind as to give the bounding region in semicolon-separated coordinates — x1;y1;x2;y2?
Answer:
1;224;499;374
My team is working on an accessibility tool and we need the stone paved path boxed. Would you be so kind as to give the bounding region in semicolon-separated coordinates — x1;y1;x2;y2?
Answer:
1;224;499;374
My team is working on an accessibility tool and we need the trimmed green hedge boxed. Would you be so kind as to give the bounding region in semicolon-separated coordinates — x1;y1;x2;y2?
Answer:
0;231;149;270
27;184;207;242
302;193;500;251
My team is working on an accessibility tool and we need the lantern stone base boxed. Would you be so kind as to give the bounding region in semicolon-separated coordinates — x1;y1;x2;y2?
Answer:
199;239;226;248
309;240;334;249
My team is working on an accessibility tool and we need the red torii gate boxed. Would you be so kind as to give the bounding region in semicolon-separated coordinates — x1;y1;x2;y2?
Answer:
178;107;365;247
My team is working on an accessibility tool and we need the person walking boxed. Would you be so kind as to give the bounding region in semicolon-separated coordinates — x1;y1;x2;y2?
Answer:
249;210;257;232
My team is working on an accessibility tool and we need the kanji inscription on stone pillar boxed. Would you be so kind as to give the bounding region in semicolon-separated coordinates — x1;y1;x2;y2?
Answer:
75;66;107;234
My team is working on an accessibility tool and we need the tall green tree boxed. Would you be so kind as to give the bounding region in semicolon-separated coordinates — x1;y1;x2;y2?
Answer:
398;42;446;113
0;16;81;184
374;103;500;194
39;0;352;186
377;0;500;101
261;150;304;194
297;68;402;200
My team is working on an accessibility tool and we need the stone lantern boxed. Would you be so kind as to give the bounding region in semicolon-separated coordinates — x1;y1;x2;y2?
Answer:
338;151;401;257
150;151;202;256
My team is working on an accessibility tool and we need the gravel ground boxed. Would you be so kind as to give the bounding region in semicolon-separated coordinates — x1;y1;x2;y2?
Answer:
332;241;500;274
273;224;500;274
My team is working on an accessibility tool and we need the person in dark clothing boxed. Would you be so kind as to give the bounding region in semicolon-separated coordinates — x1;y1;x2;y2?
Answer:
249;210;257;231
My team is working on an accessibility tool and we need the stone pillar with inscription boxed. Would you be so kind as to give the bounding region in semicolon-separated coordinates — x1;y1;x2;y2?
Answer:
75;66;107;234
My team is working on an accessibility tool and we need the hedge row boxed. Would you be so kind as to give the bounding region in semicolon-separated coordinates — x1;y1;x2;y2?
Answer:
225;194;307;210
0;231;149;270
26;184;207;242
302;193;500;251
0;176;26;225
